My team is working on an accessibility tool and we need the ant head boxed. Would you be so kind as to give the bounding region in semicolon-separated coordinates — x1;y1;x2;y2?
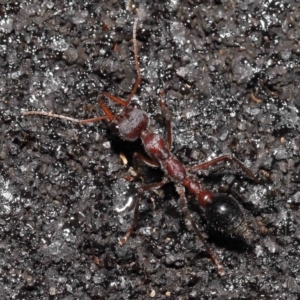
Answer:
115;105;149;141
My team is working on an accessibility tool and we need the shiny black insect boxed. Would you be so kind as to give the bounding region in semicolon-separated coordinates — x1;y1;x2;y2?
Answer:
22;15;262;276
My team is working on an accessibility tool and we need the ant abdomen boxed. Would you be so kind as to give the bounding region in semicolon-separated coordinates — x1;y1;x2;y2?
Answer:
205;195;259;245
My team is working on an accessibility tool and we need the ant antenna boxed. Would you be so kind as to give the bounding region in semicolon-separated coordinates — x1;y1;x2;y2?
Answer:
125;14;142;105
22;110;114;124
133;15;141;80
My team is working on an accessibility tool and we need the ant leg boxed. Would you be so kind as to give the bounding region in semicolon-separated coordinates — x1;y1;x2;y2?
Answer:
78;98;119;124
133;152;160;169
127;152;159;182
176;185;226;276
102;92;127;107
187;154;260;183
159;91;173;150
125;16;142;106
118;190;141;246
119;177;168;245
141;177;169;191
97;99;114;121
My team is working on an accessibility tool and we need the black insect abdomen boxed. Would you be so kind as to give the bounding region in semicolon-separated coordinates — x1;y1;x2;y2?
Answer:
205;195;258;245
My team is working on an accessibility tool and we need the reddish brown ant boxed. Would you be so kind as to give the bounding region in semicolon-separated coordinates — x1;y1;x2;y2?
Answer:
22;15;262;276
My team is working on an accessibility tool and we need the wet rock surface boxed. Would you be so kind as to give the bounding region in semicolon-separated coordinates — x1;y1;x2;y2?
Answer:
1;0;300;299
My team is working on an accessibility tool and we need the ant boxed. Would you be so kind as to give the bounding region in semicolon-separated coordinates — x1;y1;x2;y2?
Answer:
22;15;262;276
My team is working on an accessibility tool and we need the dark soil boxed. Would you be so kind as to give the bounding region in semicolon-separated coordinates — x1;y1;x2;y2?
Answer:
1;0;300;299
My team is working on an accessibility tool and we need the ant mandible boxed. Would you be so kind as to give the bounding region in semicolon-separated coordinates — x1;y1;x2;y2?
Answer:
22;14;262;276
